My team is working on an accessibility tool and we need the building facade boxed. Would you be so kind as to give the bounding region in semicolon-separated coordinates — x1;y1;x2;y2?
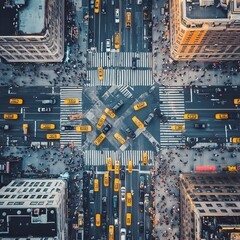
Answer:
180;173;240;240
0;179;68;239
170;0;240;61
0;0;64;63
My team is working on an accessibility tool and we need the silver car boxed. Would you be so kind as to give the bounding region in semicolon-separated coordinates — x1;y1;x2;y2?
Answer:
106;39;111;52
115;9;120;23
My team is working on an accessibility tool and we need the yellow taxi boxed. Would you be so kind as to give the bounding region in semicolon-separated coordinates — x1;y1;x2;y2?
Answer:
64;98;79;105
142;152;148;165
132;116;144;129
9;98;23;105
171;125;185;131
40;123;55;130
4;113;18;120
114;178;120;192
98;67;104;80
126;11;132;28
114;32;120;49
104;108;116;119
106;157;112;171
109;225;114;240
184;113;198;120
94;133;106;146
96;114;107;129
94;0;100;13
76;125;92;132
114;160;120;174
103;173;109;187
126;193;132;207
232;137;240;143
46;133;60;140
114;132;126;144
215;113;228;120
133;101;147;111
234;99;240;105
128;160;133;173
126;213;132;226
94;179;99;192
95;213;101;227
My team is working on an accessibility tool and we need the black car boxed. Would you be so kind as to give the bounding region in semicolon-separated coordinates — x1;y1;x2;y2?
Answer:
102;196;107;207
127;231;132;240
120;167;125;180
139;221;144;233
229;113;240;119
112;100;124;112
126;127;136;139
194;123;206;129
102;123;112;134
132;58;137;70
61;125;74;131
101;0;106;14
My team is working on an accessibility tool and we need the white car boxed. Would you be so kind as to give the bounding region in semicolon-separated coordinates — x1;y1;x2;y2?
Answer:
115;9;120;23
38;107;52;112
106;39;111;52
121;186;126;201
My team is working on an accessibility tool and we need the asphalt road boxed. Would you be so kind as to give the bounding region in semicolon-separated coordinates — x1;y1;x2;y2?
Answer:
88;0;152;52
85;164;153;240
0;87;60;146
184;85;240;146
82;85;159;152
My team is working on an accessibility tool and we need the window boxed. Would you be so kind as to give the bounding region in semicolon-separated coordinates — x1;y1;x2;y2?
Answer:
232;209;240;213
7;202;14;205
226;203;237;207
195;203;201;207
199;209;205;213
38;202;44;205
30;201;38;205
206;204;213;207
216;203;222;207
221;209;227;213
14;202;24;205
209;209;217;213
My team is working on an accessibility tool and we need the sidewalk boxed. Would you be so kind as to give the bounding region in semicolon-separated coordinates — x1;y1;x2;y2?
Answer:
151;0;240;87
153;146;240;239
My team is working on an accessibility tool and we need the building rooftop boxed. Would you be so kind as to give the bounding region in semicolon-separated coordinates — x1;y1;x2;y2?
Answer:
0;0;46;36
186;0;228;19
0;179;66;238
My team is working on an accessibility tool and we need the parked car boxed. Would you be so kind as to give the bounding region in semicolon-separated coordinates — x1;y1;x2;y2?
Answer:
140;175;145;189
139;221;144;233
121;186;126;201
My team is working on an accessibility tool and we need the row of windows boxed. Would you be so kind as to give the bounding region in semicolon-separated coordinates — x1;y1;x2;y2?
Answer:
0;194;56;199
199;208;240;213
196;203;238;208
0;200;54;206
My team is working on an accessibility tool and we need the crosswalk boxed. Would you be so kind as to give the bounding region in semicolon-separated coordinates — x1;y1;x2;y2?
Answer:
86;69;153;86
87;52;152;68
84;150;154;166
159;86;186;147
60;87;83;147
86;52;154;86
118;85;133;98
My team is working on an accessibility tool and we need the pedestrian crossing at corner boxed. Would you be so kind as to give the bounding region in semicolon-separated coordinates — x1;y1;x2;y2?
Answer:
159;86;186;147
84;150;154;166
87;52;152;68
60;87;83;147
118;85;133;98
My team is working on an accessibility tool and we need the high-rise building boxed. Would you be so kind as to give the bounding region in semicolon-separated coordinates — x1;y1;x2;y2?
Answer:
0;0;64;63
180;173;240;240
170;0;240;61
0;179;68;239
